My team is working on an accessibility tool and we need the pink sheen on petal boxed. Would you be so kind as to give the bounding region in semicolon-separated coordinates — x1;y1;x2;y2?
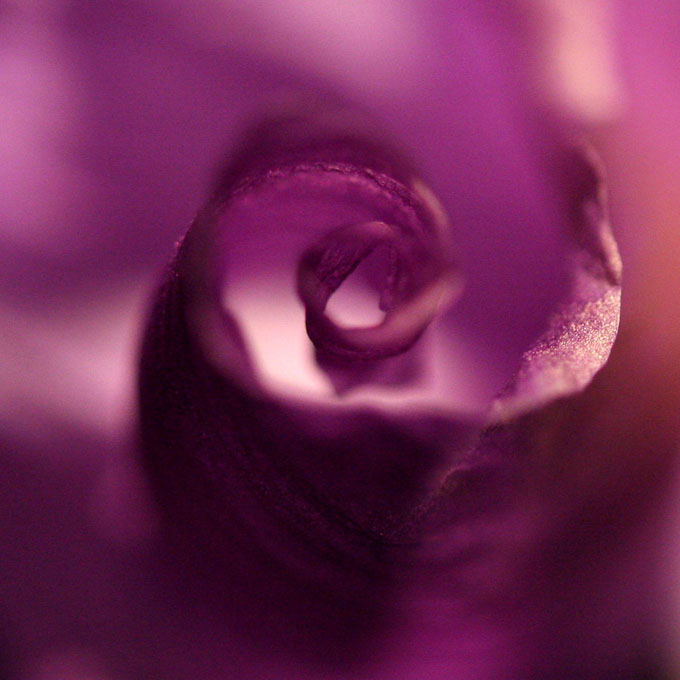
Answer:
491;147;621;419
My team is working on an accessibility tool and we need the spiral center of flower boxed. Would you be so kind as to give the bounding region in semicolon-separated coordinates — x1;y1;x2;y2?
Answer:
324;244;390;328
297;221;458;363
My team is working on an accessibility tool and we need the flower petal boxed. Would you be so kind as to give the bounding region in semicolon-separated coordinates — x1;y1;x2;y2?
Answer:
139;110;622;668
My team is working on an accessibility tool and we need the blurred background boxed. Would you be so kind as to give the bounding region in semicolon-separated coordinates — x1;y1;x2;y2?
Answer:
1;1;679;678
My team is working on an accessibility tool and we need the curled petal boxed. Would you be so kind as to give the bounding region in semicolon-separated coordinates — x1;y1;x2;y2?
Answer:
423;146;622;534
414;146;625;677
139;108;476;661
491;146;622;420
298;220;458;362
138;110;622;669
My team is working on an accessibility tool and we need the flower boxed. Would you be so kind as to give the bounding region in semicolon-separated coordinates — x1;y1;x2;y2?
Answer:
1;2;679;679
137;96;625;675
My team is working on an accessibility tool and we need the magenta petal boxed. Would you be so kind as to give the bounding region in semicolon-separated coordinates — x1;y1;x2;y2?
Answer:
138;111;622;671
423;146;622;548
415;149;631;678
139;108;478;663
491;146;622;419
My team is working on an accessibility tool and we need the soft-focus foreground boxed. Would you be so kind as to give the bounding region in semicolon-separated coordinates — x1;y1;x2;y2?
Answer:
1;2;680;679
